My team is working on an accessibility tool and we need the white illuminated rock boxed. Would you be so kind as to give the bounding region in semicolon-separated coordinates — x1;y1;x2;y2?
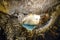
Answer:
22;14;41;25
22;14;41;30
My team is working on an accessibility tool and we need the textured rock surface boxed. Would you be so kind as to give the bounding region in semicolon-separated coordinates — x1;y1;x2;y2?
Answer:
0;0;60;40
